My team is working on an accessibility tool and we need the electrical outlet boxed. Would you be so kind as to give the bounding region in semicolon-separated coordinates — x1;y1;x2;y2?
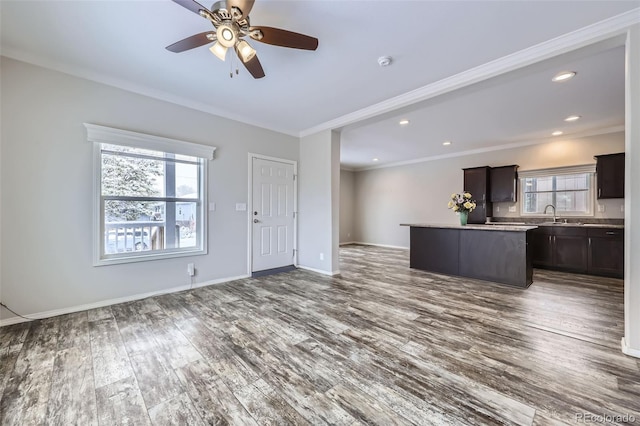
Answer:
597;204;605;213
319;253;324;261
495;206;500;213
508;206;517;213
187;263;195;276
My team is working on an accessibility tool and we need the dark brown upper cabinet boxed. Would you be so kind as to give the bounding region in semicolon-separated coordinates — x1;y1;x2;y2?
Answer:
463;166;492;224
595;153;625;199
490;165;518;202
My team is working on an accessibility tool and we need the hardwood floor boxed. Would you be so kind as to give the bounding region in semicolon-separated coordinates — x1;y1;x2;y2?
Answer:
1;244;638;425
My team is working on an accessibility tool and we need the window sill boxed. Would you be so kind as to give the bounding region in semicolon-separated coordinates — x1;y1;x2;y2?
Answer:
94;248;207;267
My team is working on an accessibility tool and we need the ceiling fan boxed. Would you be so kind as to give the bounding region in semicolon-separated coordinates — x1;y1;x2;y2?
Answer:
166;0;319;79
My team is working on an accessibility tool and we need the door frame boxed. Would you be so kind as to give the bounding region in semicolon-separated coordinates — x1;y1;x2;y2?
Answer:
247;153;298;274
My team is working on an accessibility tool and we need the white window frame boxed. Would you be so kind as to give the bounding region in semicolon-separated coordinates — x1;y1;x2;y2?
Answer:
85;124;215;266
519;164;596;218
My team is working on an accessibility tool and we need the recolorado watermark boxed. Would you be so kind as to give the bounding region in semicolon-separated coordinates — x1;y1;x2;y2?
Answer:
575;412;636;423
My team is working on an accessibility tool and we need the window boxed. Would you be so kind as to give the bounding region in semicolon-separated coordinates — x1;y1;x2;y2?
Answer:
86;124;215;265
520;165;595;216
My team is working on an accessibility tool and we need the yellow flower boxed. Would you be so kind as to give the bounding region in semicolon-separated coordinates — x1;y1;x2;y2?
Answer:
447;201;454;208
453;205;459;211
464;193;472;199
463;201;473;209
451;193;457;199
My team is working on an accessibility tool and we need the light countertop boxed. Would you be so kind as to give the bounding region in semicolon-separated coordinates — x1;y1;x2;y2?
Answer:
485;222;624;229
400;223;538;232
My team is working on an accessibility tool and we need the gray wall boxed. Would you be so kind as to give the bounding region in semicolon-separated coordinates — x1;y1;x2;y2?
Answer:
351;132;625;248
0;57;299;321
339;170;355;243
298;130;340;274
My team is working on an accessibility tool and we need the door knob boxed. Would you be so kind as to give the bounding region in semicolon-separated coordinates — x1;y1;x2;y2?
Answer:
254;219;260;223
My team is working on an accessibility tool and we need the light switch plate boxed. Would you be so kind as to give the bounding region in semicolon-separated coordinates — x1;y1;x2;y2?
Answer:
598;204;605;212
508;206;517;213
209;202;216;211
236;203;247;211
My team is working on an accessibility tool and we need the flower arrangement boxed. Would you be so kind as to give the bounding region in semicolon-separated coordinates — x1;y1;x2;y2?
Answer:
447;192;477;213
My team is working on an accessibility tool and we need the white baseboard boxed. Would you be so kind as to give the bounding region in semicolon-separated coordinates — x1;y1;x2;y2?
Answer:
621;337;640;358
0;274;250;327
350;241;409;250
296;265;340;276
339;241;357;246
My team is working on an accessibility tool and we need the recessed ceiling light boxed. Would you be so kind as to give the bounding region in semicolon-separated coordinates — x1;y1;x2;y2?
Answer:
443;141;452;146
372;158;379;162
399;119;410;125
552;131;563;136
564;115;581;122
552;71;576;82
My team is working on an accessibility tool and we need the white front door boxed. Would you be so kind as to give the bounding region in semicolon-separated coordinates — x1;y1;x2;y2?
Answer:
251;157;295;272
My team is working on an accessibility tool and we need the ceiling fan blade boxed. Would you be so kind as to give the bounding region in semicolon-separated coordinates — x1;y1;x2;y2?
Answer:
171;0;210;16
166;32;216;53
249;26;318;51
240;52;265;79
227;0;255;20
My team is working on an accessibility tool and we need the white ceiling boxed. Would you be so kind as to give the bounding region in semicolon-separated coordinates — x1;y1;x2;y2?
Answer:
1;1;639;168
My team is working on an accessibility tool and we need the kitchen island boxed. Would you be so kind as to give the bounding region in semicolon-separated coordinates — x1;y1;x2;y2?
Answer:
401;223;538;288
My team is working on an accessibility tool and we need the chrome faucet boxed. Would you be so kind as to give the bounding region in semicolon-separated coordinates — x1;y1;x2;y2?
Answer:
544;204;557;222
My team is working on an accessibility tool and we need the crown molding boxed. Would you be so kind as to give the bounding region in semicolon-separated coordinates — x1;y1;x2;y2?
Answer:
354;125;625;172
300;8;640;138
0;48;299;137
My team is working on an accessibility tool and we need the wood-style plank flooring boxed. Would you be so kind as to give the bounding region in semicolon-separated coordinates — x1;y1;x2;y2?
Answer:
1;244;638;425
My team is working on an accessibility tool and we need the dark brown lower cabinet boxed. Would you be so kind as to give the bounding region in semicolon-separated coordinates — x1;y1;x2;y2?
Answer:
554;234;588;273
531;229;553;268
588;228;624;278
531;226;623;278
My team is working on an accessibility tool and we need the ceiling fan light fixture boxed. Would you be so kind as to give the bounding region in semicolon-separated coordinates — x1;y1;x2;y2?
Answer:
235;39;256;63
217;25;237;48
209;41;228;61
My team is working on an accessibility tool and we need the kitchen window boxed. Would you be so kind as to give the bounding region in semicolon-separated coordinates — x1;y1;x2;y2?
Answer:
520;165;595;217
85;124;215;266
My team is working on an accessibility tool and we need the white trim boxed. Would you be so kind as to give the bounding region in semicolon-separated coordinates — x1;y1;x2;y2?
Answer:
88;124;212;266
621;337;640;358
4;9;637;141
90;132;209;266
300;9;639;137
296;265;341;276
1;47;298;137
339;241;357;246
519;164;596;177
355;126;624;172
247;153;298;275
350;242;410;250
0;274;250;327
519;167;596;217
84;123;216;159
